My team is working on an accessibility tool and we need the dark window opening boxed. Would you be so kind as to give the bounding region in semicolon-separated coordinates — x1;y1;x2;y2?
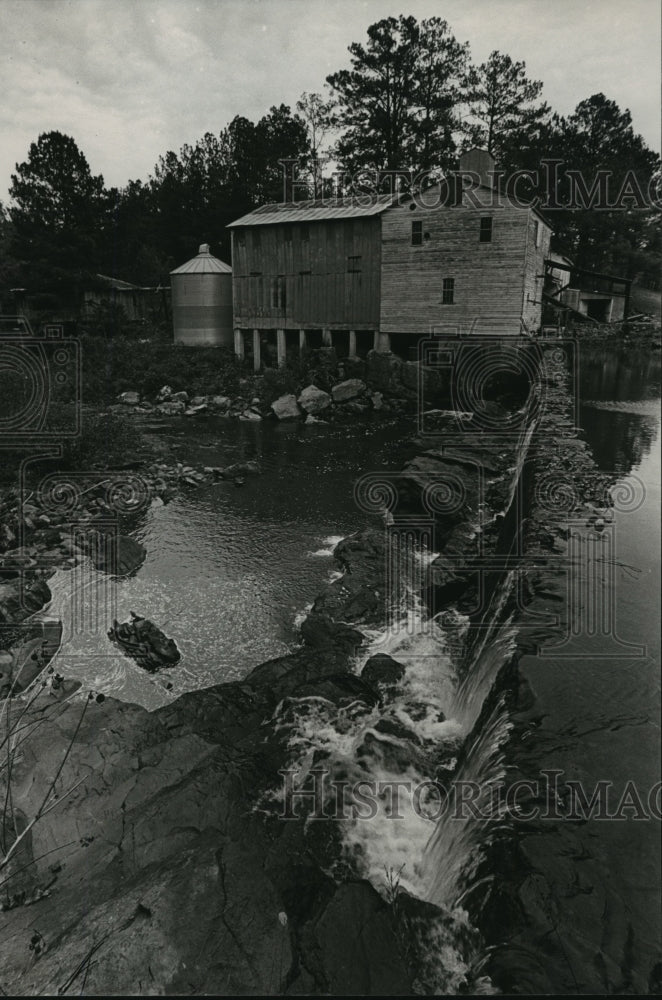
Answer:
479;217;493;243
533;220;540;247
411;220;423;246
347;255;362;273
442;278;455;305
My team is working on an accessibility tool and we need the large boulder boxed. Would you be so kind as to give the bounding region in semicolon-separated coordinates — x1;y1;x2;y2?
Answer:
365;351;404;393
271;394;301;420
209;395;231;411
108;612;180;672
299;612;363;653
365;350;449;401
331;379;367;404
338;357;367;380
361;653;406;689
298;385;332;415
88;533;146;576
223;460;260;477
310;882;411;995
118;391;140;406
156;401;185;416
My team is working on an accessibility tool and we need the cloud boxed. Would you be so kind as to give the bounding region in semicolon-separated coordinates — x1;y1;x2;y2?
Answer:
0;0;659;201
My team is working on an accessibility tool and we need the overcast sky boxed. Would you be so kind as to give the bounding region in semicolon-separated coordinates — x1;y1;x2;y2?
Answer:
1;0;660;200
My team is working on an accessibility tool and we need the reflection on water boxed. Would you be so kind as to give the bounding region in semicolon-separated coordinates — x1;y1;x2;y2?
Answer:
42;417;411;709
579;345;661;473
516;343;661;989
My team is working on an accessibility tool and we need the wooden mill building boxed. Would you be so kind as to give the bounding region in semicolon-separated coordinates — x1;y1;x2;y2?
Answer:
227;149;552;367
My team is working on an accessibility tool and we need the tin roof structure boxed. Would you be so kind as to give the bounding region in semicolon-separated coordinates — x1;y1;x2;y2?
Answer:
170;244;232;274
227;194;398;227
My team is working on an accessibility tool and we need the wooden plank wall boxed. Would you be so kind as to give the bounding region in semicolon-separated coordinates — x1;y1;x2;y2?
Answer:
521;213;552;332
231;217;381;329
380;186;539;336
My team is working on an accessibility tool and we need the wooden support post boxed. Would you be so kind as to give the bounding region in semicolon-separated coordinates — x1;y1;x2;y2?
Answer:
348;330;357;357
299;329;306;352
252;329;261;372
276;328;286;367
373;330;379;352
234;328;244;360
322;328;332;347
375;332;391;354
623;279;632;321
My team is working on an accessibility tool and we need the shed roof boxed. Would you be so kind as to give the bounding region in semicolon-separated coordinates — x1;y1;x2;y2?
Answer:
95;273;139;290
227;194;397;227
170;244;232;274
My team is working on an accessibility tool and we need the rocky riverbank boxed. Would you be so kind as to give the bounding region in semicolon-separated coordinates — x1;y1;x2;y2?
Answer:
110;347;449;424
1;342;611;995
0;384;526;994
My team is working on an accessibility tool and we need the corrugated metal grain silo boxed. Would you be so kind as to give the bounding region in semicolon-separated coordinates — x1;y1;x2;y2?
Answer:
170;244;233;346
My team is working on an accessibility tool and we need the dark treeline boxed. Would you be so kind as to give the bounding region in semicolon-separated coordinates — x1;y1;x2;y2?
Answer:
0;13;659;318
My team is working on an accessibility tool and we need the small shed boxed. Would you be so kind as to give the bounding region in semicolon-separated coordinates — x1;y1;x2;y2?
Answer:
170;244;233;346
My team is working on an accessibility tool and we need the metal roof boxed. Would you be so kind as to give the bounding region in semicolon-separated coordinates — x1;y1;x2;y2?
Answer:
170;244;232;275
96;273;139;290
227;194;397;227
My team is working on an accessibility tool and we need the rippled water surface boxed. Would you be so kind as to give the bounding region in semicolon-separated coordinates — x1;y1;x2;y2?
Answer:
517;344;661;987
43;417;412;708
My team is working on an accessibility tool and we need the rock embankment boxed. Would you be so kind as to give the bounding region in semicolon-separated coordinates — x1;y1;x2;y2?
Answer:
110;347;453;425
0;530;416;994
468;347;655;995
0;353;537;994
0;431;525;995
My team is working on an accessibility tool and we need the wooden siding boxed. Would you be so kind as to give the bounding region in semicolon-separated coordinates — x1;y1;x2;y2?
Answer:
521;212;552;332
380;186;549;336
231;218;381;329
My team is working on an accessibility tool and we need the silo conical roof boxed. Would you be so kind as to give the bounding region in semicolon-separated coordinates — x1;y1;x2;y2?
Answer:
170;244;232;275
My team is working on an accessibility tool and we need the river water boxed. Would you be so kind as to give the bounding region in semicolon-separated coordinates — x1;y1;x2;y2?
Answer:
42;415;412;708
512;344;661;990
39;344;660;992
